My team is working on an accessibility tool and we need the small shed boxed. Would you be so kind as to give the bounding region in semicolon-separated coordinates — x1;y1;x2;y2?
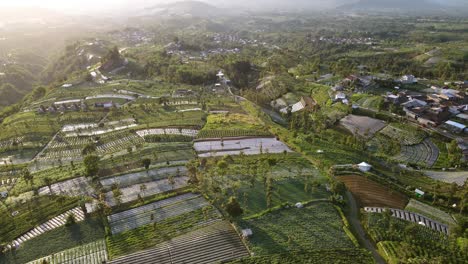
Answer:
358;162;372;172
0;191;8;198
415;189;425;198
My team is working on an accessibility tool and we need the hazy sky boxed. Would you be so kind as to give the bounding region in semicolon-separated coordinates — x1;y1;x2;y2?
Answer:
0;0;166;13
0;0;465;14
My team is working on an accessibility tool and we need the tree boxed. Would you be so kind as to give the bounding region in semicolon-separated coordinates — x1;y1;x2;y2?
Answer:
21;168;33;185
224;196;243;217
84;155;100;176
82;142;97;156
140;184;147;197
142;158;151;171
112;187;123;206
43;177;52;193
168;174;176;190
65;214;76;226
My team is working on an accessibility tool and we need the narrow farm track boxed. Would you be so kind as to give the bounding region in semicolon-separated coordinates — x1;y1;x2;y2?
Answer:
108;221;249;264
345;192;386;264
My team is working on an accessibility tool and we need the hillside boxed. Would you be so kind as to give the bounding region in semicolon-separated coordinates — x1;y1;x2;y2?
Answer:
142;1;224;18
337;0;447;14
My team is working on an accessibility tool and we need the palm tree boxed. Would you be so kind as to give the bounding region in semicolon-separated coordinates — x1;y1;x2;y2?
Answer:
21;168;33;186
140;184;147;198
43;177;53;194
168;175;176;190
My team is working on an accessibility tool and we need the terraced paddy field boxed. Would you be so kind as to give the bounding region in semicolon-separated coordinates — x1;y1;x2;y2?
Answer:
394;138;439;167
337;175;408;209
109;221;249;264
239;202;356;255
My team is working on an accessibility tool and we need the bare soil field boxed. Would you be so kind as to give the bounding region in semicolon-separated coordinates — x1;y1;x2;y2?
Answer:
338;175;408;209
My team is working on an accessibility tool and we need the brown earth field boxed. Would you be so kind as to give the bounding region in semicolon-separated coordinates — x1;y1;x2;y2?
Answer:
338;175;408;209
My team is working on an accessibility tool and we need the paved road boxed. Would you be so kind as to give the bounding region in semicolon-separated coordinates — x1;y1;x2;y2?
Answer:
345;191;386;264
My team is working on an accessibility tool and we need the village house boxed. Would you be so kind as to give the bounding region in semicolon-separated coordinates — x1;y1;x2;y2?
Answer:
443;120;467;134
173;89;194;98
280;96;318;114
400;75;418;84
95;101;114;109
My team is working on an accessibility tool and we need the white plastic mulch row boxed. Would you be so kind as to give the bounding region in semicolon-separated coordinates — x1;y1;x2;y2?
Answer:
62;123;98;132
64;124;138;137
85;94;136;101
96;134;144;154
194;137;292;157
27;240;108;264
7;207;85;250
100;166;187;188
105;176;190;207
38;177;94;197
136;128;199;138
108;195;211;234
108;193;199;223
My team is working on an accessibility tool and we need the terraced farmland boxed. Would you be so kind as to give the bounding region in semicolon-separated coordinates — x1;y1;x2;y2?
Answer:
105;176;189;206
108;193;215;234
38;130;145;163
38;177;94;197
136;128;199;138
380;124;426;145
109;221;249;264
7;207;85;250
405;199;456;226
364;207;449;234
337;175;408;209
340;114;387;138
194;137;292;157
394;138;439;167
100;166;187;189
424;170;468;186
27;240;108;264
197;129;271;139
240;202;355;255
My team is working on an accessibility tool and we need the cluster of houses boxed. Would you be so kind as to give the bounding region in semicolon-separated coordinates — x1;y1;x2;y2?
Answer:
385;85;467;132
109;28;153;45
329;74;377;104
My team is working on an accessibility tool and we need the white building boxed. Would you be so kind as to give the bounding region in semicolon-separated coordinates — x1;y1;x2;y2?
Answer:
358;162;372;172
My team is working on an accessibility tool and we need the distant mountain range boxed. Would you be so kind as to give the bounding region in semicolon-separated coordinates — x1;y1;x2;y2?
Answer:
336;0;468;14
138;0;468;16
141;1;227;18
